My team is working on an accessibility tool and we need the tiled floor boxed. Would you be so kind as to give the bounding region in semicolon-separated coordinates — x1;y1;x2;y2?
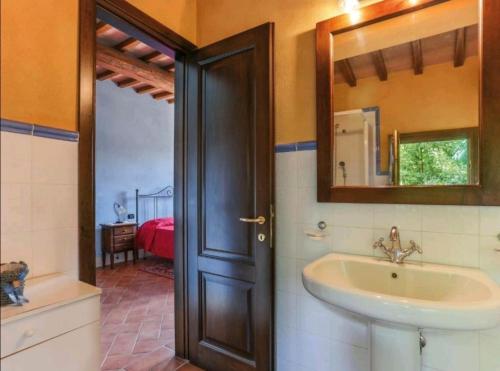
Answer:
97;258;202;371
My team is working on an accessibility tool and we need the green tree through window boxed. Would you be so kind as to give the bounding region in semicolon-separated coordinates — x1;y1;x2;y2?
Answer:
399;139;469;185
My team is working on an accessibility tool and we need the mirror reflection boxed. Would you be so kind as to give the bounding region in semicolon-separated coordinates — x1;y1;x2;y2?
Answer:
332;2;479;187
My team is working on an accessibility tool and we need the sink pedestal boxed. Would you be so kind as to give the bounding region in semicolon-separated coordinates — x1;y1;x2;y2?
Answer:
371;322;420;371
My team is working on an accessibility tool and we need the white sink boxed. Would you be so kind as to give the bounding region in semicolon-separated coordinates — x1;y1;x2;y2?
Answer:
302;253;500;331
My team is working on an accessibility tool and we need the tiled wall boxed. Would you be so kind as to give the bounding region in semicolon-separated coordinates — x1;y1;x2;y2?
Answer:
275;148;500;371
1;130;78;279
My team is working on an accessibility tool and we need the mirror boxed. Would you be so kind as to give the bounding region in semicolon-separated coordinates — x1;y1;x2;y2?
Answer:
331;0;479;187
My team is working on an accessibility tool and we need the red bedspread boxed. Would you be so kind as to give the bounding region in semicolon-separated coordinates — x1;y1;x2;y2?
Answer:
136;218;174;259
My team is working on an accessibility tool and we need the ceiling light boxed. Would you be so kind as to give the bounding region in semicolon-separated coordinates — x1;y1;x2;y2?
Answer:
338;0;360;13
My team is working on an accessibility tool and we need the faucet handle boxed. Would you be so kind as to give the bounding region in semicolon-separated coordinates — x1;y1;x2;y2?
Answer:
409;240;422;254
373;237;385;249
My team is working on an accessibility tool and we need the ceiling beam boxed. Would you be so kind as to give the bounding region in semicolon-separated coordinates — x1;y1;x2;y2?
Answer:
152;92;174;101
370;50;388;81
116;78;142;88
96;22;113;36
410;40;423;75
96;43;175;93
134;85;160;95
337;59;357;87
454;28;467;67
115;37;142;52
96;70;119;81
164;62;175;71
141;51;164;63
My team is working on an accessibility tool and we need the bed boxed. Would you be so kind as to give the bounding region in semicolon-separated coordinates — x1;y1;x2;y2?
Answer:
135;186;174;260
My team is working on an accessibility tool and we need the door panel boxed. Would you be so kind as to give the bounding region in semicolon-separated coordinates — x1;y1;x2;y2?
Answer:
187;23;274;371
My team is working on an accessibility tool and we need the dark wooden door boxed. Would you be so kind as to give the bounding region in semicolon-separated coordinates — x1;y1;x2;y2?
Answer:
186;23;274;371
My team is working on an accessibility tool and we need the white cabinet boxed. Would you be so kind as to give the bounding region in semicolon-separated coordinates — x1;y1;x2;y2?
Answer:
1;274;101;371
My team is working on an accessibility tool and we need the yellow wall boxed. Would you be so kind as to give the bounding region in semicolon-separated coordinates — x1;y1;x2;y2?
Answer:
0;0;78;131
127;0;197;44
196;0;381;144
334;58;479;170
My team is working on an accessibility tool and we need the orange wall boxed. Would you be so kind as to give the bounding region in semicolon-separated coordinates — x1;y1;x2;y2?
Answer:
127;0;197;45
1;0;78;131
0;0;196;132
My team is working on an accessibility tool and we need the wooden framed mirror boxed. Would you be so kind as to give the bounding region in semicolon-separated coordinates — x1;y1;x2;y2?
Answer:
316;0;500;205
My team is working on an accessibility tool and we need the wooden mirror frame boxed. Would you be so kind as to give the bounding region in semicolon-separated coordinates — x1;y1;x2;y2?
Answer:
316;0;500;205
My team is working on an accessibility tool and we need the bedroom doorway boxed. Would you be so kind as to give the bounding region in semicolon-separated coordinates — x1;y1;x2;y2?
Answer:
90;9;192;371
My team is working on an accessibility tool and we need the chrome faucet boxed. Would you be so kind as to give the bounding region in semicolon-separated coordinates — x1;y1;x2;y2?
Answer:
373;226;422;264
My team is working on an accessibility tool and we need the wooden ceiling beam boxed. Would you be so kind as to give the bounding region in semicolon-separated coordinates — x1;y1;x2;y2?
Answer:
141;51;164;62
167;99;175;104
96;43;175;93
410;40;423;75
152;92;174;101
96;22;113;36
96;70;119;81
337;59;357;87
116;78;142;88
134;85;160;95
370;50;388;81
454;28;467;67
115;37;142;52
164;62;175;71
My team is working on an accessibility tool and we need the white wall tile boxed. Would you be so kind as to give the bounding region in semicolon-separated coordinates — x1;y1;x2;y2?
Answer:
276;186;298;224
422;205;479;234
479;236;500;284
373;204;422;230
297;294;331;338
332;203;373;228
276;152;298;190
31;184;77;230
422;232;479;267
329;307;369;349
1;132;79;279
296;224;332;262
296;151;316;189
32;136;77;185
331;226;374;256
1;183;32;233
1;232;32;265
276;217;296;258
1;131;31;184
276;256;297;293
296;186;331;224
479;206;500;237
276;291;297;330
296;332;330;370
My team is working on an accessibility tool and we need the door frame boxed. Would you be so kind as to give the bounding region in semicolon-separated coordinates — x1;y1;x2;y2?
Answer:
78;0;196;358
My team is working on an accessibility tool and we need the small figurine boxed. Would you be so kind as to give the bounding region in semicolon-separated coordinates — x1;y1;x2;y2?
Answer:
1;261;29;306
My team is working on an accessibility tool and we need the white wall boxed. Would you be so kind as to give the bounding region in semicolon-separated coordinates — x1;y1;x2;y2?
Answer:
275;148;500;371
1;131;78;279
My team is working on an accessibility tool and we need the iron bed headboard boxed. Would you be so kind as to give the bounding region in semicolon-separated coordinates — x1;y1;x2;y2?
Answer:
135;186;174;225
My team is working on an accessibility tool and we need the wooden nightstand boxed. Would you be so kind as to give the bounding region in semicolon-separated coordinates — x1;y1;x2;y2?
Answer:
100;223;137;268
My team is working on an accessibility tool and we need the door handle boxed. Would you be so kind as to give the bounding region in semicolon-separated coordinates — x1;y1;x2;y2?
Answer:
239;216;266;225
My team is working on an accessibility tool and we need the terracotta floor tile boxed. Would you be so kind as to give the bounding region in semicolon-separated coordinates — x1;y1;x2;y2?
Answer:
98;259;178;370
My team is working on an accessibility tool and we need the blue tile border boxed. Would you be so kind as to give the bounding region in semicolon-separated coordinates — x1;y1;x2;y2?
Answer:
275;140;317;153
1;119;79;142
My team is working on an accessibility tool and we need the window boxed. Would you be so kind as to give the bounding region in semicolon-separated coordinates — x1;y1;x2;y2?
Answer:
396;128;478;186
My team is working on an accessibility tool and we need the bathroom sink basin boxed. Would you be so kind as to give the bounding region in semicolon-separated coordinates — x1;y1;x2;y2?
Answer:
302;253;500;330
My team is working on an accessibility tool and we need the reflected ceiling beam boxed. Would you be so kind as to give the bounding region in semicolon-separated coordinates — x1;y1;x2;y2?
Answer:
454;28;467;67
96;22;113;36
370;50;388;81
115;37;142;52
410;40;423;75
96;70;119;81
96;43;175;93
164;62;175;71
337;59;357;87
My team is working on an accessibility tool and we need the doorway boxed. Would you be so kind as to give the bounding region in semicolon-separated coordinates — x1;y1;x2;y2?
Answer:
78;2;275;370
